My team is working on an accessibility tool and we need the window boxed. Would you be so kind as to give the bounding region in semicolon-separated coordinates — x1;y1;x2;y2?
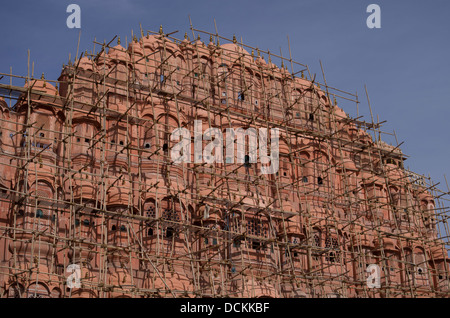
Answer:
252;240;261;250
302;176;308;183
325;236;340;263
36;209;44;218
238;92;245;101
309;113;314;121
314;234;320;247
244;155;251;167
166;227;174;238
318;177;323;185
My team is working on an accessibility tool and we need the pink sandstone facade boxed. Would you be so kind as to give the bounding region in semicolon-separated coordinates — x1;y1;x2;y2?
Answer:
0;30;448;298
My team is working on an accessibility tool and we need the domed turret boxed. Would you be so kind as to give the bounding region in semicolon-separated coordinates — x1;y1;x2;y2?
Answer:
108;37;129;62
25;73;58;95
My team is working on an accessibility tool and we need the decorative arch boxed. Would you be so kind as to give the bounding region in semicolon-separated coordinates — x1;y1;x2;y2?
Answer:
26;282;50;298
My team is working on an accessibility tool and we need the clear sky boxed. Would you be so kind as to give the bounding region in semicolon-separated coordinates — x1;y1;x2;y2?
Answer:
1;0;449;193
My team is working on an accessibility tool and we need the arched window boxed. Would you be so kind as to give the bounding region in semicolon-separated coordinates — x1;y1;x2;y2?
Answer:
27;283;50;298
299;152;312;187
226;211;243;248
29;181;54;232
414;248;429;286
253;73;262;111
8;284;25;298
325;235;340;263
107;206;129;246
144;199;157;237
247;214;268;250
32;111;53;151
312;151;329;189
218;63;228;78
312;229;321;261
141;116;155;157
160;197;181;238
108;121;129;155
404;248;414;284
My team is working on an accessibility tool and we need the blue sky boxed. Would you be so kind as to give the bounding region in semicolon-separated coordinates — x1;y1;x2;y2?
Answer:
1;0;449;193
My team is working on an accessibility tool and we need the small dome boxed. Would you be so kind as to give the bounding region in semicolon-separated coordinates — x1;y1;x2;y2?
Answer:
24;75;58;95
78;56;94;71
142;34;159;50
358;129;373;143
128;38;143;56
220;43;253;64
255;56;266;66
294;76;311;90
333;106;346;119
108;38;129;62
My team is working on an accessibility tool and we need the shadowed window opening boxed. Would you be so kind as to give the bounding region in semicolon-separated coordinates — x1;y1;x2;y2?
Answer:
36;209;44;218
166;227;174;238
244;155;250;167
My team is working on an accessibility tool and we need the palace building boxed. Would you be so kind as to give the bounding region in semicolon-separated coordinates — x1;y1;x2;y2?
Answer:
0;26;448;298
